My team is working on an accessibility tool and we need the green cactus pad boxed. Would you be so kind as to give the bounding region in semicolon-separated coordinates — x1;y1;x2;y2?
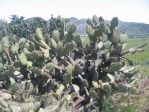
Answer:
57;47;67;57
27;61;33;68
44;34;50;45
72;40;77;47
31;50;43;59
61;18;65;27
8;77;19;91
103;41;112;49
99;16;105;22
25;42;30;49
36;28;44;40
111;17;119;28
59;96;67;107
56;84;64;95
89;35;98;44
63;73;72;85
95;59;102;67
46;63;54;74
28;42;35;51
120;33;128;44
109;45;115;54
109;62;123;72
65;64;74;74
49;38;57;49
109;29;121;44
43;49;50;59
23;48;29;54
30;67;43;75
122;43;127;50
93;71;99;80
10;45;18;54
115;43;122;54
94;29;102;37
83;79;89;87
15;43;19;50
102;33;108;42
18;53;28;66
118;83;126;92
73;35;81;46
99;22;106;33
0;98;8;108
65;43;75;53
92;81;99;88
74;35;90;48
63;33;73;44
13;60;21;68
87;18;93;26
89;90;99;100
74;64;82;74
92;15;98;25
2;36;9;48
67;24;76;34
105;26;111;35
71;92;79;98
105;52;110;62
115;43;122;52
102;83;111;91
52;30;60;42
86;25;94;36
39;40;49;49
106;73;115;82
0;63;3;70
81;36;90;48
8;83;19;92
34;58;44;66
19;38;26;49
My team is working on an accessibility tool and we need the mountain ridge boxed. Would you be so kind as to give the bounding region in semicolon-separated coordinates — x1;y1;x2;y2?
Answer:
69;17;149;37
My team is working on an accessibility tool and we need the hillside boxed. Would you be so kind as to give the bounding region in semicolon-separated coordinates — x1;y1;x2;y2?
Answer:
69;17;149;37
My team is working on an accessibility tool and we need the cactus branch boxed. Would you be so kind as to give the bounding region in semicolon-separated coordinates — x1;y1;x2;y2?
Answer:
2;48;12;65
122;43;148;55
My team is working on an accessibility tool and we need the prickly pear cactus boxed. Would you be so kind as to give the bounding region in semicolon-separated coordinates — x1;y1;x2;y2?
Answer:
0;15;147;112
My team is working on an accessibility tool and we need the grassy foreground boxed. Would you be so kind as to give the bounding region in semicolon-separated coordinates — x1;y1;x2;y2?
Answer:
124;38;149;76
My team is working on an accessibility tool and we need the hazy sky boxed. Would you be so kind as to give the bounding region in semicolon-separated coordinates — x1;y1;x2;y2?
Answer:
0;0;149;23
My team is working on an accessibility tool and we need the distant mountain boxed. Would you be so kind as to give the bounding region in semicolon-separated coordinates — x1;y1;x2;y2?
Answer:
69;17;149;37
118;21;149;37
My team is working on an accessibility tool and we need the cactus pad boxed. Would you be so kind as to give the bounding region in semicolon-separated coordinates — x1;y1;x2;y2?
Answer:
2;37;9;48
67;24;76;34
52;30;60;42
111;17;119;28
18;53;28;66
36;28;44;40
86;25;94;36
92;15;98;25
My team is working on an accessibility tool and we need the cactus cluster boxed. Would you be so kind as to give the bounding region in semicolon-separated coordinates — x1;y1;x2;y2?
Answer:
0;15;147;111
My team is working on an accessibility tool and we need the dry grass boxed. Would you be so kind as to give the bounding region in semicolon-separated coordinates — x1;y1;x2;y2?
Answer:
103;76;149;112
